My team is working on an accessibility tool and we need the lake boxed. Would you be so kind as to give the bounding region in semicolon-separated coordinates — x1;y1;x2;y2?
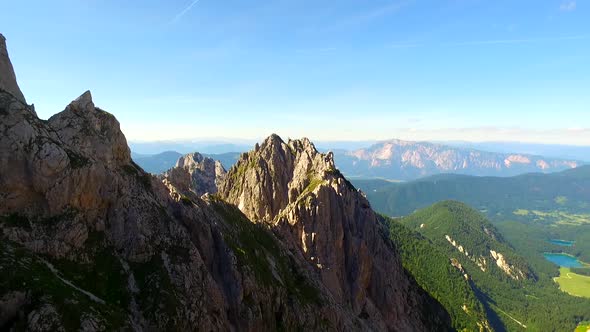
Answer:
549;239;575;247
543;253;583;268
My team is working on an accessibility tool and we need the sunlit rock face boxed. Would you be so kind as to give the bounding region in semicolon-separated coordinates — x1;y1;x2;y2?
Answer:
220;134;451;331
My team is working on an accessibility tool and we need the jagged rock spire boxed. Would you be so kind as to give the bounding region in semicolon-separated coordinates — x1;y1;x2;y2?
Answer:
0;33;27;103
48;90;131;167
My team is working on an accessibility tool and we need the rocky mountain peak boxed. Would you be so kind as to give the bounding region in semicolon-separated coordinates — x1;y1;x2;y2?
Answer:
67;90;94;112
176;152;206;168
0;33;26;104
220;134;340;223
47;91;131;167
162;152;226;197
219;134;450;330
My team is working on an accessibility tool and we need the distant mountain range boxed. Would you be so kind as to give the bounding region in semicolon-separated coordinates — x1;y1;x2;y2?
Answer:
443;141;590;162
333;139;583;180
129;141;253;155
132;139;585;180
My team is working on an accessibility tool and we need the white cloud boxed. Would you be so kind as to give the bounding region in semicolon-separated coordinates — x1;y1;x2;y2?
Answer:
560;1;576;11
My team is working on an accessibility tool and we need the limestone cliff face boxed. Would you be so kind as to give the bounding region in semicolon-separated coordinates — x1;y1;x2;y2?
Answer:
161;152;226;198
0;34;26;103
219;134;451;331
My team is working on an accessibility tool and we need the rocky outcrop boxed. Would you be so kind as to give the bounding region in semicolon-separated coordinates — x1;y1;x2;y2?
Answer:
445;235;487;272
161;152;226;197
219;134;451;331
0;34;26;104
490;250;526;280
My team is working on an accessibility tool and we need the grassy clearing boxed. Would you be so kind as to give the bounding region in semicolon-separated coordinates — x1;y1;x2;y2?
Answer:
555;267;590;298
512;209;590;225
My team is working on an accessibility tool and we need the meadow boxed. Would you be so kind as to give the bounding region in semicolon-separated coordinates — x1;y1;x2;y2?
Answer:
555;267;590;298
512;209;590;226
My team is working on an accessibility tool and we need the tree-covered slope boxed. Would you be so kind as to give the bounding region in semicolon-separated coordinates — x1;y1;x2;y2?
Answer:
387;218;491;331
354;165;590;217
397;201;590;331
402;201;534;282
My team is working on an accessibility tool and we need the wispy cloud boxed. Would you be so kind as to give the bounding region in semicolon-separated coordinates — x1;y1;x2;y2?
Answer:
354;1;409;23
560;1;577;11
445;35;587;46
323;1;411;31
385;35;588;49
170;0;202;24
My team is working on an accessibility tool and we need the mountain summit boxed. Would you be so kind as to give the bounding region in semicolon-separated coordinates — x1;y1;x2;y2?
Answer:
220;134;450;330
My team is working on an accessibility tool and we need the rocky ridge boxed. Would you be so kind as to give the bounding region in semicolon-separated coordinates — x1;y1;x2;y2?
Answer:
0;37;358;331
0;33;451;331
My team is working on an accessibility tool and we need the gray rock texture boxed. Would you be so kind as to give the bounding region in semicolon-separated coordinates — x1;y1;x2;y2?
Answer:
161;152;226;197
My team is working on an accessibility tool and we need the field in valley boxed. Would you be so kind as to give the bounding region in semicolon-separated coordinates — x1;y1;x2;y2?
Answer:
555;267;590;298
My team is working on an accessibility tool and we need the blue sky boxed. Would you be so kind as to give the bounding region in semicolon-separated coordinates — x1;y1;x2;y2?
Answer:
1;0;589;144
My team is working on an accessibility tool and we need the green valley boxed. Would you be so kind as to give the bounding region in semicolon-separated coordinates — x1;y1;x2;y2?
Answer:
387;201;590;331
353;166;590;218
